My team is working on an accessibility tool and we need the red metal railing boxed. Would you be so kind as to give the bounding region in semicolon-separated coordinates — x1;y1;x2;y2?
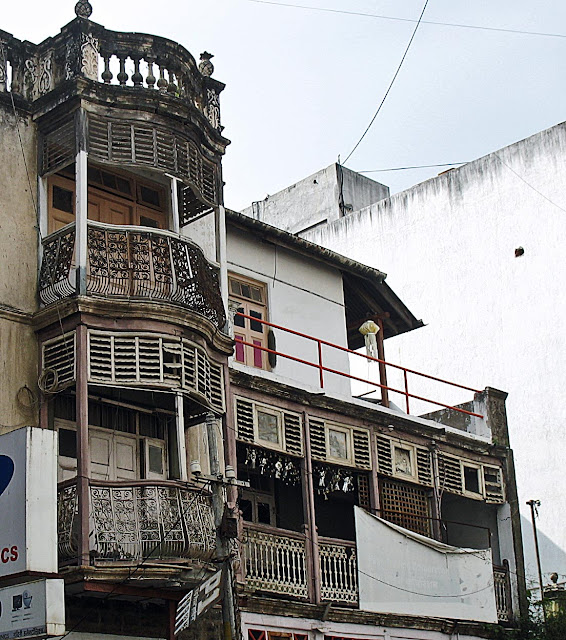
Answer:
234;312;483;418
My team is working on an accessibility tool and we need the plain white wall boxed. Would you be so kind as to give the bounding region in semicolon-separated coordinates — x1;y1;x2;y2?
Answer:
226;225;351;395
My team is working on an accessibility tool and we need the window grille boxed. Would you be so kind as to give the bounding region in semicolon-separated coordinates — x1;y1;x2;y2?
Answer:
380;479;431;537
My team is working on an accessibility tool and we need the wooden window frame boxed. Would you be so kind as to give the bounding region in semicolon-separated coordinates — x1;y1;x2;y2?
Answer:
325;422;353;465
391;441;418;482
229;273;269;370
47;165;169;232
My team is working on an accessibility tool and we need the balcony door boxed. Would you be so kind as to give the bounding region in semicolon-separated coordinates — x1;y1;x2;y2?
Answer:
90;429;138;481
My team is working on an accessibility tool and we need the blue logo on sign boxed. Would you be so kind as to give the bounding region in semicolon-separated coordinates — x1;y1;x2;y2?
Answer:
0;455;15;497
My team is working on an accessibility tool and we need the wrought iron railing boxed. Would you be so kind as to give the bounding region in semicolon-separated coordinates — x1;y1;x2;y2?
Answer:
243;524;309;599
494;563;512;623
57;479;215;563
319;537;358;604
39;221;226;328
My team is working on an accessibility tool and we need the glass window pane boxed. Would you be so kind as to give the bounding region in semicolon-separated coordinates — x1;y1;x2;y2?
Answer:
257;410;279;444
234;305;245;327
139;215;159;228
102;171;117;190
251;286;262;302
148;444;163;475
241;284;251;299
250;310;263;333
235;335;245;362
116;176;132;195
59;428;77;458
240;498;253;522
328;429;348;459
139;185;161;208
253;340;263;368
464;466;480;493
257;501;271;525
230;280;241;296
52;186;74;213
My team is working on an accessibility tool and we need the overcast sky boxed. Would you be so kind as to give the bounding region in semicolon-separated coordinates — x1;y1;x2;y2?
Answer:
4;0;566;210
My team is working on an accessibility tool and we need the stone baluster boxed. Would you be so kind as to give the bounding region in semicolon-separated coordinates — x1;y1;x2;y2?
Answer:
167;69;177;94
157;64;168;92
131;56;143;87
145;57;156;89
0;41;7;92
117;55;128;85
101;54;112;84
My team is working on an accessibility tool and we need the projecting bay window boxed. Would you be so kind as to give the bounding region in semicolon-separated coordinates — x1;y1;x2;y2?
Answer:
53;395;170;483
229;274;269;369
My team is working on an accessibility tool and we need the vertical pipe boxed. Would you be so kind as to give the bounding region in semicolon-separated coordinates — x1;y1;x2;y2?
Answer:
404;369;410;414
206;412;236;640
75;110;88;295
376;318;389;408
170;176;180;234
527;499;546;619
75;323;90;566
317;341;324;389
175;393;187;481
303;412;321;604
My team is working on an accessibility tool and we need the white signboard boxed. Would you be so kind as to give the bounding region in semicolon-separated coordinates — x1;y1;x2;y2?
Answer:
355;506;498;623
0;428;58;578
174;569;223;635
0;579;65;640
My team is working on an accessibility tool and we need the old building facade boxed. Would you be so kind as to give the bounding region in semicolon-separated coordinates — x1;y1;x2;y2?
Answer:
0;4;525;640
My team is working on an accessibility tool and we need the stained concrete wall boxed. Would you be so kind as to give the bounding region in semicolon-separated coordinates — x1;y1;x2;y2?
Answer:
226;225;350;395
242;164;389;235
299;121;566;587
0;105;40;434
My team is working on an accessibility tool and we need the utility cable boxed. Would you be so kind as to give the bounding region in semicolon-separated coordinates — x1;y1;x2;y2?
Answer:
342;0;430;165
358;162;468;173
493;152;566;214
247;0;566;40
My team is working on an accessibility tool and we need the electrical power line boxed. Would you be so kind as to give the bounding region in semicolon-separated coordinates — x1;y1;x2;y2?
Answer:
343;0;430;164
247;0;566;40
359;162;468;173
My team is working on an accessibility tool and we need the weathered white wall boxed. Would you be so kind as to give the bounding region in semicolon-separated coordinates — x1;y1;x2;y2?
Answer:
242;164;389;235
301;122;566;586
226;225;351;395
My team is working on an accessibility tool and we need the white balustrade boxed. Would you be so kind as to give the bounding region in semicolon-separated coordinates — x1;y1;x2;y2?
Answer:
319;537;359;604
243;525;308;599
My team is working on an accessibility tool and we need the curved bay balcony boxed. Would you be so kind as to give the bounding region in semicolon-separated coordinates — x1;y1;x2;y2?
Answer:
58;479;215;564
39;221;226;329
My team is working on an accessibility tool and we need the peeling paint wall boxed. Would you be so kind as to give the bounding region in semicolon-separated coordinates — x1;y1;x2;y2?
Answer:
300;122;566;586
0;108;38;313
0;106;39;433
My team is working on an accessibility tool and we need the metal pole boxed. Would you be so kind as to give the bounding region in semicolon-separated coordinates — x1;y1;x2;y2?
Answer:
527;499;546;620
206;412;237;640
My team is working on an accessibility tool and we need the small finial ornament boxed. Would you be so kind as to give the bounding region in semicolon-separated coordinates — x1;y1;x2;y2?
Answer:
75;0;93;18
199;52;214;77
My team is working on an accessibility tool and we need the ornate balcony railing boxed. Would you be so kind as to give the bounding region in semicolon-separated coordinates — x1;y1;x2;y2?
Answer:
0;16;223;133
57;479;215;563
243;524;309;599
494;563;512;623
39;221;226;328
319;536;358;604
